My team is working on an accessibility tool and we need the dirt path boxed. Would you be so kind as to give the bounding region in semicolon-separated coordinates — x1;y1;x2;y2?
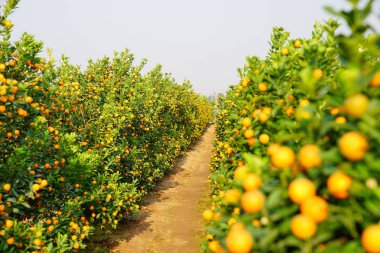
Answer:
103;125;215;253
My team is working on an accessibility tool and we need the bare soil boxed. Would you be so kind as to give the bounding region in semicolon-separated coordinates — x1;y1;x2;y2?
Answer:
93;125;215;253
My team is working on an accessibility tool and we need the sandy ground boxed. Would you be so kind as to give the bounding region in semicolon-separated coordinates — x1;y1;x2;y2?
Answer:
96;125;215;253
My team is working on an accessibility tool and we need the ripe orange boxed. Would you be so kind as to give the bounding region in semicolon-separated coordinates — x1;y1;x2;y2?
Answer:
3;183;11;191
243;174;262;191
226;223;253;253
5;219;13;229
234;166;249;180
271;146;296;169
258;82;268;92
327;171;352;199
259;134;270;144
241;77;250;87
224;189;241;204
247;138;255;146
370;71;380;87
259;113;268;123
33;238;42;246
208;240;223;253
203;210;213;221
32;184;40;191
0;105;5;113
25;96;33;103
338;131;368;161
335;116;346;124
294;39;302;48
298;144;322;169
3;20;13;28
288;178;316;204
281;48;289;56
361;224;380;253
7;237;15;245
291;215;317;240
267;143;280;156
300;196;329;223
241;190;265;213
344;94;369;118
242;118;251;127
244;129;254;139
312;69;324;79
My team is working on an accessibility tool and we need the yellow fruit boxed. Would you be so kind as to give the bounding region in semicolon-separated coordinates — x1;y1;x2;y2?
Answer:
327;171;352;199
33;238;42;246
208;240;223;253
259;134;269;144
7;237;15;245
243;174;262;191
203;210;213;221
241;77;250;87
361;225;380;253
280;48;289;56
0;105;5;113
370;71;380;87
259;113;268;123
40;180;48;188
224;189;241;204
25;96;33;103
271;146;296;169
32;184;40;191
294;39;302;48
335;116;346;124
234;166;249;180
288;178;316;204
3;183;11;191
298;144;322;169
226;224;254;253
301;196;329;223
3;20;13;28
5;219;13;229
241;190;265;213
244;129;254;139
312;69;324;79
242;118;251;127
258;82;268;92
338;131;368;161
344;94;369;118
291;215;317;240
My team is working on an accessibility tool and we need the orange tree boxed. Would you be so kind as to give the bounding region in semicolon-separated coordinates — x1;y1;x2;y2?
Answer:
203;0;380;252
0;0;212;252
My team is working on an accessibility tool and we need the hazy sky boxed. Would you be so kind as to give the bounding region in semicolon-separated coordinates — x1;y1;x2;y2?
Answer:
8;0;380;95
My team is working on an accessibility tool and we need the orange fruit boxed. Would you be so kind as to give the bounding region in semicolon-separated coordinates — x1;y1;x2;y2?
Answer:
7;237;15;245
244;129;254;139
234;166;249;180
3;183;11;191
241;77;250;87
25;96;33;103
327;171;351;199
5;219;13;229
3;20;13;28
224;189;241;204
247;138;255;146
338;131;368;161
267;143;280;156
312;69;324;79
242;118;251;127
33;238;42;246
335;116;346;124
203;210;213;221
243;174;262;191
241;190;265;213
271;146;296;169
0;105;5;113
291;215;317;240
259;134;270;144
258;82;268;92
208;240;223;253
281;48;289;56
301;196;329;223
370;71;380;87
298;144;322;169
294;40;302;48
361;224;380;253
344;94;369;118
259;113;268;123
288;178;316;204
226;223;253;253
32;184;40;191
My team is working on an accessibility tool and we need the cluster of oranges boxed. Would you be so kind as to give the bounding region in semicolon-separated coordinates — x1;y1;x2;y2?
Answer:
204;2;380;253
0;1;211;252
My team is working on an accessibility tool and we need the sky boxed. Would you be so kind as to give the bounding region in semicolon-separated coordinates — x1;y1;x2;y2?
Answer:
6;0;380;95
